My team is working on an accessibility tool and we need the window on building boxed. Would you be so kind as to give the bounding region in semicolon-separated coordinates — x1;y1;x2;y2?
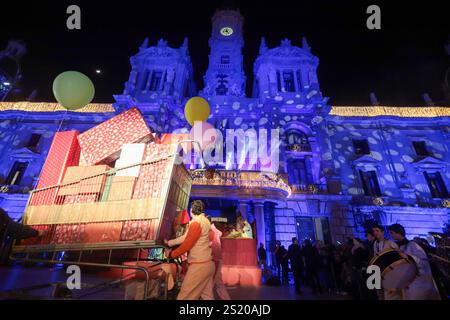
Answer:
353;139;370;155
6;161;28;185
26;133;41;149
286;130;309;146
283;71;295;92
220;55;230;64
296;70;303;90
359;170;381;196
215;73;228;95
295;159;309;185
413;141;429;157
296;217;315;242
149;71;163;91
140;70;150;91
424;172;448;198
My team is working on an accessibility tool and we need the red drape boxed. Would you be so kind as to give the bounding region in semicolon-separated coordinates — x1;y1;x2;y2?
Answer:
221;238;258;266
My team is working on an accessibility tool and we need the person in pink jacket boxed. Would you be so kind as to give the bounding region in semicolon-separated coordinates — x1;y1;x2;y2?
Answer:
208;219;231;300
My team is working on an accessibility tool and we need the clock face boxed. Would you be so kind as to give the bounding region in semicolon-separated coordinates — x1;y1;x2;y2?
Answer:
220;27;234;37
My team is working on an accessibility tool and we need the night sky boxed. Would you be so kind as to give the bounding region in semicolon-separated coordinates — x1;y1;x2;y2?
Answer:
0;0;449;105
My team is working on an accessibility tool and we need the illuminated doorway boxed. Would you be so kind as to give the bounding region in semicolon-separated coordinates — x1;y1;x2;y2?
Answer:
296;216;331;244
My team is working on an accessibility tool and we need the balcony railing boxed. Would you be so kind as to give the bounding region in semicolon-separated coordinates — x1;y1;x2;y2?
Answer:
286;144;312;152
190;171;333;196
21;152;191;226
351;195;386;206
351;195;450;208
0;184;32;194
191;169;292;196
290;184;328;194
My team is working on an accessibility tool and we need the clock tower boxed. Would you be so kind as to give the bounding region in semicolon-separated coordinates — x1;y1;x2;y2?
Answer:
201;8;246;97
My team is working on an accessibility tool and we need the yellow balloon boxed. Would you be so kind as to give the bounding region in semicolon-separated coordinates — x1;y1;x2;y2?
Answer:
184;97;210;126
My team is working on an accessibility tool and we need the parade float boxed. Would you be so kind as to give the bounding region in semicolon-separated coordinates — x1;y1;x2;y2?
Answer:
10;105;261;299
11;107;193;298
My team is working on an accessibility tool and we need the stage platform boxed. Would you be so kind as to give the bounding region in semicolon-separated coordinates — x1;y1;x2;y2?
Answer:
221;238;262;287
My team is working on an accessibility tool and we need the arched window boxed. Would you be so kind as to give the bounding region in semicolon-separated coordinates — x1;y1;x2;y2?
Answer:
285;130;310;151
149;71;163;91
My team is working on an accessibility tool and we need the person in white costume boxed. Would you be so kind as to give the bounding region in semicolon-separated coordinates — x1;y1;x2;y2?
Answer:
388;223;441;300
372;224;398;256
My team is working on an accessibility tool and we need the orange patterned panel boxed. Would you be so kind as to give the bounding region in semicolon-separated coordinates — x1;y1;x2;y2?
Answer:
77;108;153;166
107;176;136;201
52;224;86;244
120;220;152;241
78;165;110;194
82;222;122;243
63;194;99;204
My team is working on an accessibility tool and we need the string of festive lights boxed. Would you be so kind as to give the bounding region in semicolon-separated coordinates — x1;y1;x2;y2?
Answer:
1;102;450;118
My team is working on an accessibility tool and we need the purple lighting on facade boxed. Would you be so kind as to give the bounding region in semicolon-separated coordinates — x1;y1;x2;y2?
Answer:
0;8;448;253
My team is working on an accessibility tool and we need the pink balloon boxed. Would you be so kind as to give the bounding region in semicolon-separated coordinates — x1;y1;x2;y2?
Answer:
189;121;218;151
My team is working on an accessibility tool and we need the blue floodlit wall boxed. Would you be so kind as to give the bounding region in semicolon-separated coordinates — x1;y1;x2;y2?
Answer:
0;8;449;248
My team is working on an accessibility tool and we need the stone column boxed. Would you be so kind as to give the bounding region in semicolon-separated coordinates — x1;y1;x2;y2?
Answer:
263;202;277;268
237;200;250;221
254;201;266;251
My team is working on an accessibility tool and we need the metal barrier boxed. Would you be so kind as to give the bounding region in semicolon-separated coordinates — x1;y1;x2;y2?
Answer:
8;140;201;300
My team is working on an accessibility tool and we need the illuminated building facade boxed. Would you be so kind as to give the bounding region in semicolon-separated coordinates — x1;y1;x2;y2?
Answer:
0;8;449;261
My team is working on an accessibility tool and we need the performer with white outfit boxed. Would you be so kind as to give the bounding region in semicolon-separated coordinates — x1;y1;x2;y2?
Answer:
372;224;398;256
371;224;398;300
388;223;441;300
